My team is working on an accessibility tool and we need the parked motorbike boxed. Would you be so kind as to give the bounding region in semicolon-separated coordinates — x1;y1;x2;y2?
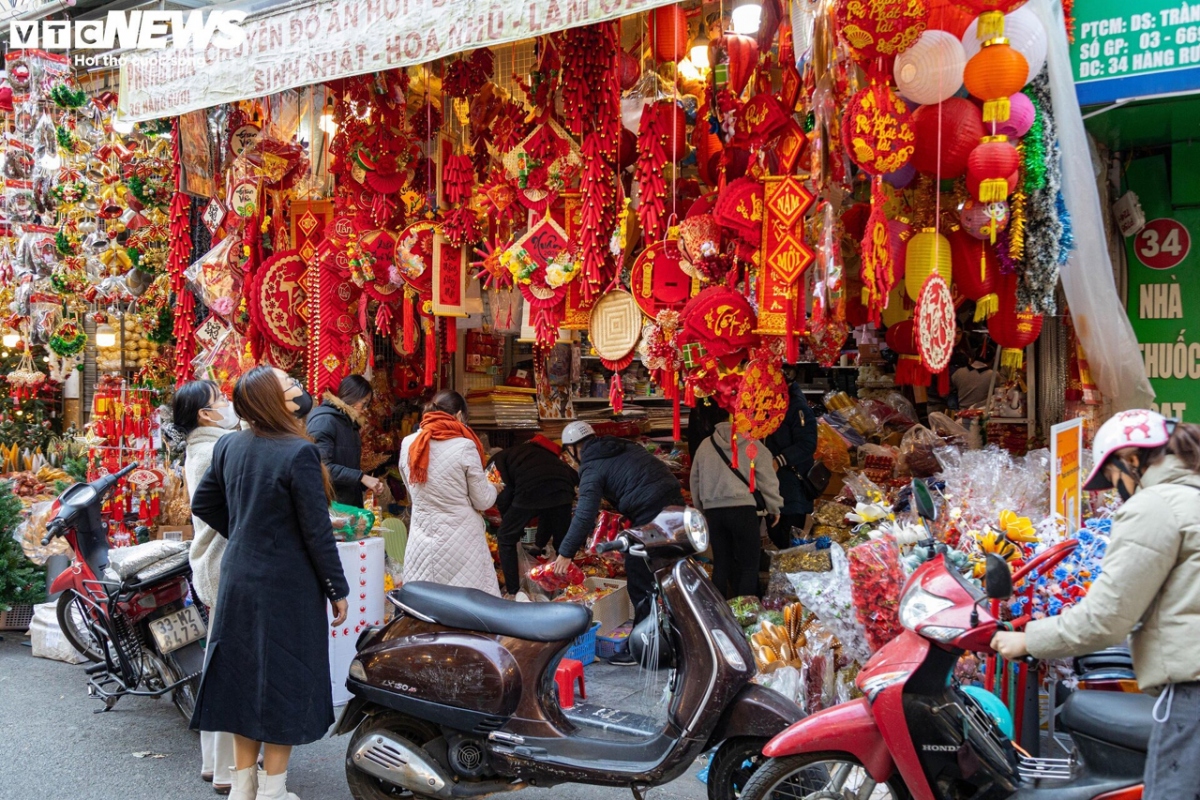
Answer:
337;507;801;800
739;499;1153;800
46;463;206;719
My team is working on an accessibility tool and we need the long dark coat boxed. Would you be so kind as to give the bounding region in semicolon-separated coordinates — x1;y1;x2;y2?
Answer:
306;394;365;507
189;431;350;745
764;382;819;516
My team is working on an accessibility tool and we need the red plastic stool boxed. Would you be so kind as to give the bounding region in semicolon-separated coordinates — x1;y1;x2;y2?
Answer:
554;658;586;710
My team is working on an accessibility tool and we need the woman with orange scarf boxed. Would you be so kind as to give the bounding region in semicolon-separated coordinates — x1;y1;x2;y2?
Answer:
398;390;500;595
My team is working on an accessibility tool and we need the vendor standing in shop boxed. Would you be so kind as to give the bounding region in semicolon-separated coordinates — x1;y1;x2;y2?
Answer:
488;434;578;597
556;421;684;666
306;375;382;508
764;368;819;549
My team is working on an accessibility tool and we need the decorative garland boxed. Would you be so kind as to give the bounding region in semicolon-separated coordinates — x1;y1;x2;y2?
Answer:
49;320;87;357
1019;70;1068;316
49;83;87;108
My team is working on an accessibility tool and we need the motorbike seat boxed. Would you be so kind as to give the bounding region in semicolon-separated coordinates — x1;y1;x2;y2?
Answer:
1060;690;1155;753
392;582;593;643
107;540;190;580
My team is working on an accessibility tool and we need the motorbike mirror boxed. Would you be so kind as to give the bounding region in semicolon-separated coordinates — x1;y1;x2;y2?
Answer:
911;480;936;522
984;554;1014;600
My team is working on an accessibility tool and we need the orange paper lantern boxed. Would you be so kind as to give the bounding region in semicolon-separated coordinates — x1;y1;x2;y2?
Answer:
966;135;1020;202
964;38;1029;122
652;5;690;63
905;228;952;302
988;272;1043;368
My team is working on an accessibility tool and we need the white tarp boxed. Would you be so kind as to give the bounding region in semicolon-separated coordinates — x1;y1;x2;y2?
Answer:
1032;0;1155;411
117;0;679;122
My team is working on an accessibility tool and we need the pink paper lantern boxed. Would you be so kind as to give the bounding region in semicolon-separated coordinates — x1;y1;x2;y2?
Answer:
960;198;1010;240
995;92;1035;138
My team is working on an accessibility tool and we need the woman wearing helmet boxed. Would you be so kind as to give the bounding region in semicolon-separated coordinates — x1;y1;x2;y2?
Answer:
993;409;1200;800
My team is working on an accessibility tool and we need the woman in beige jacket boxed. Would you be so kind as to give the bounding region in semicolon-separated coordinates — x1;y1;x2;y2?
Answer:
993;410;1200;800
165;380;239;795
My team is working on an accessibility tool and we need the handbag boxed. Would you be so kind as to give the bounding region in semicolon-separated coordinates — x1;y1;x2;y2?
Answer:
800;461;832;500
711;435;768;516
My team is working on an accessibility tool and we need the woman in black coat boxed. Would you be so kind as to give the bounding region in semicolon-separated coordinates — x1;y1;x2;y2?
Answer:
190;366;349;800
306;374;381;507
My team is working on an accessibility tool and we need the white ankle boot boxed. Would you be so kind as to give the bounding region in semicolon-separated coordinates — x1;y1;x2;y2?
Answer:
228;767;258;800
254;770;301;800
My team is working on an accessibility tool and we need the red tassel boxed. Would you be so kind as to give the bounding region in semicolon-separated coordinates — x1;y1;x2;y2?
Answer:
685;382;696;407
423;320;436;387
445;317;458;353
746;442;757;493
672;395;681;442
938;367;951;396
895;355;932;387
403;292;416;354
730;430;739;469
786;289;800;364
610;372;624;413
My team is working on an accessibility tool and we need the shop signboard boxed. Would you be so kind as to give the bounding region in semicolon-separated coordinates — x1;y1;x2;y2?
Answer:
1072;0;1200;105
1124;156;1200;421
118;0;682;122
1050;418;1082;533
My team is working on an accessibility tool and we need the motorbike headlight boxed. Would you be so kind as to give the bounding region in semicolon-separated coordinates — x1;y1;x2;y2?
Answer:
348;658;366;682
899;586;954;631
684;507;709;553
921;626;966;643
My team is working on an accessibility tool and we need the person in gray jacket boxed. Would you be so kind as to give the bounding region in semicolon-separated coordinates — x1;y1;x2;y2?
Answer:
993;410;1200;800
690;416;782;598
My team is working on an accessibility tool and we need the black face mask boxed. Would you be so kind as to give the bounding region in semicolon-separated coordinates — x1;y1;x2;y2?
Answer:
1114;459;1139;502
292;389;314;418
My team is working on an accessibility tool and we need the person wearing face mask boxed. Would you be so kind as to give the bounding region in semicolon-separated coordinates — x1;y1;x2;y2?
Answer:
992;410;1200;800
399;390;500;595
164;380;240;794
305;375;381;508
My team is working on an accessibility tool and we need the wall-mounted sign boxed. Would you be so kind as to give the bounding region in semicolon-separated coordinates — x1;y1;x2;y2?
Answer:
1072;1;1200;105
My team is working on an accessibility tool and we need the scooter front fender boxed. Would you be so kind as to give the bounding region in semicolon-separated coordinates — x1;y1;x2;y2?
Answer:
704;683;803;750
49;568;79;596
762;697;894;784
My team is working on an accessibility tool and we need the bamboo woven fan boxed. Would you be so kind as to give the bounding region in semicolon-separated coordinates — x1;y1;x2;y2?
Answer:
589;290;641;361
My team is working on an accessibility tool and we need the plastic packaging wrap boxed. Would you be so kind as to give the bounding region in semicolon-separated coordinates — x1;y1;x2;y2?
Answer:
185;236;240;317
528;561;585;592
329;502;375;541
858;444;899;483
729;595;763;628
842;472;886;505
900;425;942;478
814;419;851;473
847;536;906;654
787;544;871;664
803;625;837;712
757;665;804;713
928;412;971;448
823;391;881;436
937;445;1053;535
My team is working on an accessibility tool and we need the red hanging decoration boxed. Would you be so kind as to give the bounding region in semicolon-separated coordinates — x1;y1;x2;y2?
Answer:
650;4;690;63
835;0;929;62
886;320;932;387
842;83;916;175
910;98;985;177
966;135;1020;202
860;179;898;326
746;441;758;493
578;133;617;302
423;317;436;386
445;317;458;354
988;272;1043;369
949;228;999;321
167;122;194;387
635;106;670;242
403;289;416;353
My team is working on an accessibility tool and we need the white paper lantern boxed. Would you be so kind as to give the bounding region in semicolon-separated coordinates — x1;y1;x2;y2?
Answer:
894;31;966;106
963;7;1047;82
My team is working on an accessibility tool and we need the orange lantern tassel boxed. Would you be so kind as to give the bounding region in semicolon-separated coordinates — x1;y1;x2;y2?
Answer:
746;442;757;493
730;430;739;469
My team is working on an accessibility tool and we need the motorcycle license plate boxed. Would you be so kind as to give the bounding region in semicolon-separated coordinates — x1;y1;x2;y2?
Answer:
149;606;206;654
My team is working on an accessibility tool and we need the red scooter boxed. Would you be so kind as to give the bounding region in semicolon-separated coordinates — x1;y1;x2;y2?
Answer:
46;463;206;719
740;486;1154;800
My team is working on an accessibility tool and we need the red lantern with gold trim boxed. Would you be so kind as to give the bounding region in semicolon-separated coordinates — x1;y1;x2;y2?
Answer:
964;38;1029;122
841;83;916;175
911;98;985;177
885;319;931;387
967;135;1020;202
988;272;1043;369
651;5;690;63
650;101;690;164
949;228;999;321
835;0;929;62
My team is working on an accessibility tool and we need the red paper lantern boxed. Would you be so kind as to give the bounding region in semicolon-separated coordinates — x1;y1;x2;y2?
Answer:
960;0;1027;14
910;98;985;178
619;127;638;170
724;34;760;96
885;319;931;387
619;49;641;90
949;228;999;320
964;39;1029;122
967;135;1019;202
988;272;1043;368
842;83;916;175
693;110;723;186
650;101;689;164
651;5;690;63
835;0;929;62
927;0;974;38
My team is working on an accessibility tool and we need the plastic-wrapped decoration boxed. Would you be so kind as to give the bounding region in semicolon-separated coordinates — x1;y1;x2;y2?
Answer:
788;543;872;664
848;536;907;653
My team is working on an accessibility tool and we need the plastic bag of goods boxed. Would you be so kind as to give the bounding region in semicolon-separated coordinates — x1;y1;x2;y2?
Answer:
847;536;906;654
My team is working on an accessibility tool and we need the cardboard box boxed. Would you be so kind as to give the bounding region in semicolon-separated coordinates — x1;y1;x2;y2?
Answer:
157;525;194;542
582;577;632;636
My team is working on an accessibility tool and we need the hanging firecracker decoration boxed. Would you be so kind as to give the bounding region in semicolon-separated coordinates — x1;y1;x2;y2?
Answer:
860;179;899;326
635;106;671;242
963;38;1029;123
443;154;475;206
988;272;1043;369
651;4;690;63
910;98;986;177
835;0;929;62
841;83;916;176
967;135;1020;202
905;229;952;302
950;228;1000;321
578;133;618;301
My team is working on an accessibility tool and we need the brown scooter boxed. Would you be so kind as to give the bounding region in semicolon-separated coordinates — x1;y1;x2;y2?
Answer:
336;507;801;800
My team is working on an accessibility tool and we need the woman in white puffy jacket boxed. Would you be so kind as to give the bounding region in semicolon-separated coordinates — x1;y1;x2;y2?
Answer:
399;390;499;596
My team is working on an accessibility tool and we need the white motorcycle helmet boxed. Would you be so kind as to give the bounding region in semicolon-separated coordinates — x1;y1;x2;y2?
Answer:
561;421;596;446
1083;409;1173;491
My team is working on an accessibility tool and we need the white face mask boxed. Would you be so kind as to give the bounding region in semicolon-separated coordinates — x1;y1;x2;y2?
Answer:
206;404;240;430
